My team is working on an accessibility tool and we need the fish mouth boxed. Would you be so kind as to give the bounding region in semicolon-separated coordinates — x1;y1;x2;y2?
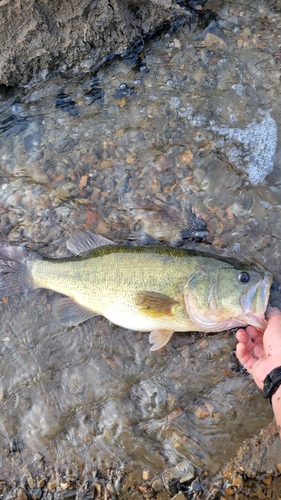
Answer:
239;271;273;329
268;280;281;309
239;312;267;330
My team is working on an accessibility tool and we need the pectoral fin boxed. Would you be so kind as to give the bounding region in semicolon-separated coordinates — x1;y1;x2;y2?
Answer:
52;297;98;326
135;291;179;318
149;330;174;351
67;230;116;255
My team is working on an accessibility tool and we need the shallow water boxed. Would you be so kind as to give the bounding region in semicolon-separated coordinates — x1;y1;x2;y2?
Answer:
0;0;280;485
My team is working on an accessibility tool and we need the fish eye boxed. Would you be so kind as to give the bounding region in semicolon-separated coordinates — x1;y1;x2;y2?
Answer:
239;271;250;283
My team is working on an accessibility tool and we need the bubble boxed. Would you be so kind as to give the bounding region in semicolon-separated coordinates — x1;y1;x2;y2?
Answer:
211;113;277;185
170;96;180;109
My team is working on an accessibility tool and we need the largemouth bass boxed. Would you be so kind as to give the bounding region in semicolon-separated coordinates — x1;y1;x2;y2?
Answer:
0;230;272;350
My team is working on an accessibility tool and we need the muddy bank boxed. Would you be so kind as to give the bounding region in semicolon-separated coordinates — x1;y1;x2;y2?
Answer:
0;0;201;86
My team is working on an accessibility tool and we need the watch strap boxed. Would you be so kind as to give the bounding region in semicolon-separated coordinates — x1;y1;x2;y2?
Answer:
263;366;281;404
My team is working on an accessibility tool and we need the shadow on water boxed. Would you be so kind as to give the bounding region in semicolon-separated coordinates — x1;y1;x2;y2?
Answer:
0;0;281;494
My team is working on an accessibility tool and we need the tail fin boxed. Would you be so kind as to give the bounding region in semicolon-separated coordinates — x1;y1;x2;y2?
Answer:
0;243;39;297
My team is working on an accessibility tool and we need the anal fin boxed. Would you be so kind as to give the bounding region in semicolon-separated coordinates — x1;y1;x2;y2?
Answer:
149;329;174;351
52;297;98;326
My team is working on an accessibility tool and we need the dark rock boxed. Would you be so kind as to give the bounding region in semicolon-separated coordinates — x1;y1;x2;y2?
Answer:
54;490;78;500
10;437;24;453
31;488;43;499
55;92;79;117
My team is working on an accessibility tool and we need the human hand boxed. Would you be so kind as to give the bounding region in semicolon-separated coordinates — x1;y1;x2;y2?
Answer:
236;308;281;390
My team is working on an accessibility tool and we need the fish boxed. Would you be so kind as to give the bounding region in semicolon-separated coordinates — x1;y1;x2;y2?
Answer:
0;230;273;351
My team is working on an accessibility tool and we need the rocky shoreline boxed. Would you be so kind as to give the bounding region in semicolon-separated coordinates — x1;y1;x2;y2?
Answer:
0;0;209;87
1;421;281;499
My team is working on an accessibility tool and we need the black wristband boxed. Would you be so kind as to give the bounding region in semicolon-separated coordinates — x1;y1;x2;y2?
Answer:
263;366;281;405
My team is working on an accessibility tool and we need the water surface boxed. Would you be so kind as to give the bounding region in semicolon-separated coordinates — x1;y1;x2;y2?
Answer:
0;0;280;486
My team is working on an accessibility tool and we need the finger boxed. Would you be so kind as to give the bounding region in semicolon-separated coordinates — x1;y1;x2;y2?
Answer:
245;326;264;343
252;342;266;360
236;329;249;343
236;328;264;358
236;342;257;372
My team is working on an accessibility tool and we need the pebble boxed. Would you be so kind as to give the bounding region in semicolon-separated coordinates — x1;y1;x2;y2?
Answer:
151;477;164;492
143;488;155;499
27;476;35;488
94;481;103;497
231;474;243;489
204;32;227;50
195;405;210;419
31;488;43;499
47;480;57;491
155;493;169;500
60;481;69;490
162;461;194;495
33;453;44;462
126;156;135;164
106;483;116;495
225;484;234;495
143;470;151;481
100;159;113;170
54;491;78;500
154;154;173;172
17;489;28;500
262;475;272;485
179;150;193;165
171;493;186;500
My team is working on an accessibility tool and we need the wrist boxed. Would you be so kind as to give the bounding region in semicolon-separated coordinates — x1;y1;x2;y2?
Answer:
263;366;281;404
271;384;281;406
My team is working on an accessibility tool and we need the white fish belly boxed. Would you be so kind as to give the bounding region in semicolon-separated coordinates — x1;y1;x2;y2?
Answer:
100;300;191;333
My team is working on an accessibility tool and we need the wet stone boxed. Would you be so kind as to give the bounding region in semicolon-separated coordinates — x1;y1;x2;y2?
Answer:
154;154;174;172
171;493;186;500
27;476;35;488
47;481;57;491
262;475;272;486
231;474;243;489
155;493;169;500
54;491;78;500
143;470;151;482
17;489;28;500
151;477;164;493
143;488;155;499
30;488;43;499
60;481;69;490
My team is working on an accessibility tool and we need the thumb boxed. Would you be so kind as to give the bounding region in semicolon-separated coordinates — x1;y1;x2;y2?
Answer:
266;306;281;319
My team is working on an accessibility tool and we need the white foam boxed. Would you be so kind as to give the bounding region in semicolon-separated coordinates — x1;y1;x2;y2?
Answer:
212;112;278;185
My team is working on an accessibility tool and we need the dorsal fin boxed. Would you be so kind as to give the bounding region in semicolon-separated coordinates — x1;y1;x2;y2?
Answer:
67;230;116;255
